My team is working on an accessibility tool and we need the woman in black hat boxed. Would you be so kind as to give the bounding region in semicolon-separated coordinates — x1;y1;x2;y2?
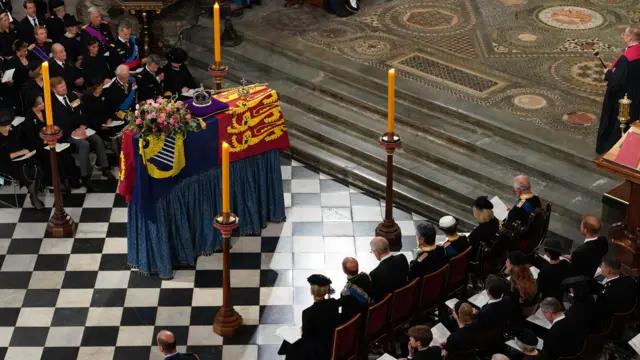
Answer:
562;276;603;334
279;274;341;360
0;108;45;209
81;37;111;85
468;196;501;257
58;15;83;65
161;47;197;98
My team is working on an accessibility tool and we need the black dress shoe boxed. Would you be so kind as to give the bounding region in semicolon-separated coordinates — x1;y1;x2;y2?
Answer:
102;168;116;181
30;194;45;210
82;177;100;191
69;177;82;189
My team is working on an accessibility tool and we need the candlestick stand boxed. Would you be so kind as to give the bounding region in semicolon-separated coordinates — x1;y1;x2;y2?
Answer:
208;62;229;91
40;125;76;237
213;212;242;337
220;1;242;47
375;132;402;247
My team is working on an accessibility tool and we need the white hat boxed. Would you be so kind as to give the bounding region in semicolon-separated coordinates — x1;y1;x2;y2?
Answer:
439;215;457;229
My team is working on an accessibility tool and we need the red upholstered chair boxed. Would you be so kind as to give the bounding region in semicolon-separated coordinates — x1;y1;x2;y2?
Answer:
582;326;611;360
365;293;393;353
391;277;420;336
446;247;472;298
419;264;448;316
331;313;361;360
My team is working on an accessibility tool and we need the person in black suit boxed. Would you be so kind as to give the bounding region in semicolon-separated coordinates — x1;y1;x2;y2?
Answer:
0;12;18;57
439;216;470;258
156;330;199;360
81;37;111;85
82;77;123;153
570;215;609;278
50;76;113;190
475;275;513;330
468;196;500;260
44;0;65;42
561;275;602;334
597;258;637;318
443;302;479;355
49;43;83;90
369;236;409;301
109;21;141;71
17;0;44;44
21;60;43;110
539;297;586;360
26;26;51;62
2;40;30;114
80;7;114;55
103;64;137;121
537;239;573;303
136;53;163;102
409;222;448;280
505;175;542;228
401;325;442;360
339;257;372;322
58;15;82;64
280;274;342;360
162;47;197;97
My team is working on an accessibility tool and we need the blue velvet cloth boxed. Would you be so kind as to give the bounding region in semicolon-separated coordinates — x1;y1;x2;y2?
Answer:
126;149;286;279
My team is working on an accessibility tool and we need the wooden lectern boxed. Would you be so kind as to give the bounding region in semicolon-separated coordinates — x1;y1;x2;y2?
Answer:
594;121;640;275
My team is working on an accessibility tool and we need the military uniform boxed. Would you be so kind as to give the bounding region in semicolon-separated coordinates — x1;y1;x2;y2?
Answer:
136;66;163;102
109;36;141;70
409;244;448;279
596;276;637;317
103;77;137;120
506;194;542;227
443;234;470;258
27;40;52;62
80;21;114;54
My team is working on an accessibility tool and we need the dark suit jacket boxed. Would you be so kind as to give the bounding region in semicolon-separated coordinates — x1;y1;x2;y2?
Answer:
136;66;163;102
44;14;65;42
409;245;448;280
58;34;83;64
51;92;86;137
370;254;409;300
165;353;199;360
81;53;111;83
49;59;82;90
161;63;198;96
443;323;478;353
541;316;585;360
536;260;574;303
571;236;609;278
596;276;637;317
103;78;136;119
475;298;512;329
17;16;44;44
293;299;341;360
413;346;443;360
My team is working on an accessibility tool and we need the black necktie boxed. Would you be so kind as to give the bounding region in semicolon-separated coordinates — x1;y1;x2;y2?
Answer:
64;96;74;112
31;17;37;27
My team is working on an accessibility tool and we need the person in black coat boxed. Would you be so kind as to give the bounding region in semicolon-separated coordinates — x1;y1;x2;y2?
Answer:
339;257;373;322
21;60;43;111
22;95;80;190
369;236;409;301
570;215;609;278
280;274;342;360
0;13;18;57
439;216;470;258
469;196;500;259
0;108;44;208
2;40;30;114
136;53;164;102
597;258;637;318
409;222;448;280
58;15;82;64
505;175;542;229
44;0;66;42
405;325;442;360
80;7;114;55
506;329;540;360
536;240;573;303
17;0;44;44
161;47;197;97
475;275;513;330
539;297;586;360
82;78;123;154
443;302;479;355
562;275;602;335
49;43;83;90
81;37;111;84
50;76;113;189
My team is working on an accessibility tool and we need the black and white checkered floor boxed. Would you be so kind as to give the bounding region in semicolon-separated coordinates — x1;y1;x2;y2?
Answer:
0;156;428;360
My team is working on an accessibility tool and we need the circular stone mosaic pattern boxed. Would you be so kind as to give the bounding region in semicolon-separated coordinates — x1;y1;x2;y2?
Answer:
551;59;608;93
381;3;474;36
563;112;597;126
512;94;548;109
537;6;605;30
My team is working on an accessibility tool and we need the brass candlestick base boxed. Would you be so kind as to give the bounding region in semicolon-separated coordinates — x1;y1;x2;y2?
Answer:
375;133;402;247
40;125;76;238
208;62;229;92
213;212;242;337
618;94;632;136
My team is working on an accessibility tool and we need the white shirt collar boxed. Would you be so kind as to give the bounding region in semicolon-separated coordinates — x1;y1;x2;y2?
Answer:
119;36;129;43
584;236;599;243
603;275;619;285
487;296;503;304
146;65;154;74
552;314;565;325
380;253;393;262
164;352;179;359
54;93;68;103
55;59;65;67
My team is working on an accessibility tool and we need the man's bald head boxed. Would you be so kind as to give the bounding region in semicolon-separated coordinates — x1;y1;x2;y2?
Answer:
581;215;601;237
513;175;532;196
156;330;176;354
342;257;359;276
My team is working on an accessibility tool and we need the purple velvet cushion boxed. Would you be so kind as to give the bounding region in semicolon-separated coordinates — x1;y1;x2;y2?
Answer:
185;95;229;118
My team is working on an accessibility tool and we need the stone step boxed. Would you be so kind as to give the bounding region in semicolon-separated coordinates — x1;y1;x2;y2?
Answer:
183;27;618;201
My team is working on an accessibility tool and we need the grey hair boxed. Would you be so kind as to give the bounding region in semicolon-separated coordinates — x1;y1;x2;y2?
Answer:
33;96;43;106
539;297;563;314
516;339;536;354
118;21;133;32
491;354;509;360
513;175;531;192
51;43;63;54
114;64;129;77
146;54;163;66
370;236;390;254
88;7;103;17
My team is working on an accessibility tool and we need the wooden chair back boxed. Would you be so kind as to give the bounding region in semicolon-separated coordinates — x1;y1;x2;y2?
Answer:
365;293;392;344
447;246;472;296
331;313;361;360
419;264;448;314
391;277;420;331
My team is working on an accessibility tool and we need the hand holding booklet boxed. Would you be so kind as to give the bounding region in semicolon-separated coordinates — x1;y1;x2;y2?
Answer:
429;323;450;347
276;325;301;344
490;196;509;221
2;68;15;83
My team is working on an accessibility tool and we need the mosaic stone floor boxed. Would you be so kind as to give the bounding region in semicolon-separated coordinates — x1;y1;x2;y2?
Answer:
0;156;432;360
234;0;640;143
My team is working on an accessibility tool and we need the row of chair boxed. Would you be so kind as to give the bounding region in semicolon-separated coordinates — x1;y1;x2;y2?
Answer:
329;247;473;359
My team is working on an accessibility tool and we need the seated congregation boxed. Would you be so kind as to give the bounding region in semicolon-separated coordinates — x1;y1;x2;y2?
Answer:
277;189;638;360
